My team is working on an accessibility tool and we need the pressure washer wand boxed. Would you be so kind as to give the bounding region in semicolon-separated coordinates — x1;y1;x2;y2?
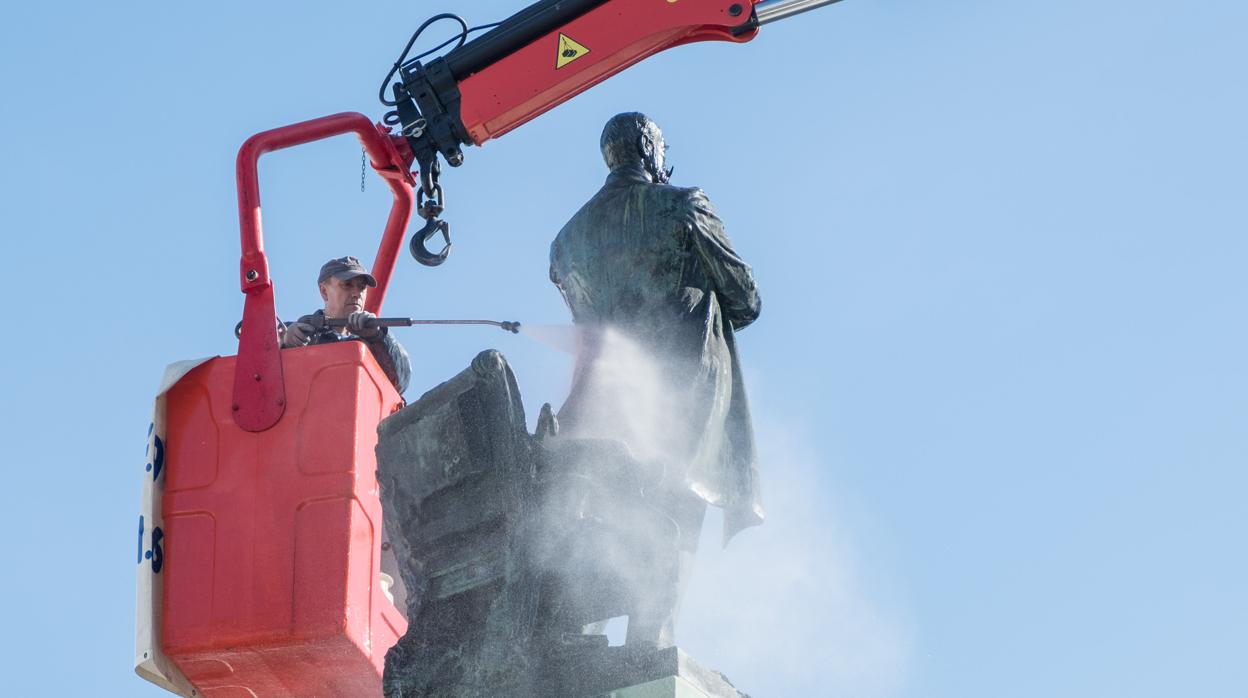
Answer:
323;317;521;333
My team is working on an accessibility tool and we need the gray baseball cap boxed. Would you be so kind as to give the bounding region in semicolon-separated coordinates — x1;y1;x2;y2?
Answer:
318;256;377;287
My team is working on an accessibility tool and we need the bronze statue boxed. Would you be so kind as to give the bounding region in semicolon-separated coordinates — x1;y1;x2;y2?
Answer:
550;112;764;549
549;113;764;644
377;113;761;697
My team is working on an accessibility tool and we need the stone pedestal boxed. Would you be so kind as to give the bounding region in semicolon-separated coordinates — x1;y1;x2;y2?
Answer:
548;646;748;698
609;676;723;698
377;352;752;697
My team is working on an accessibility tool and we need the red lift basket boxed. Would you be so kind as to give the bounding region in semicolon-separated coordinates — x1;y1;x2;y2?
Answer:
159;113;415;696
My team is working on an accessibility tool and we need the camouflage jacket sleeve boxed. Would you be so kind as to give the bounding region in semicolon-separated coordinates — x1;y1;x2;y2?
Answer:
684;188;762;330
364;329;411;396
294;312;411;395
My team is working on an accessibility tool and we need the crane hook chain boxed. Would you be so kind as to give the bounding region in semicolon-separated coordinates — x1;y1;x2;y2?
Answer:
411;162;451;267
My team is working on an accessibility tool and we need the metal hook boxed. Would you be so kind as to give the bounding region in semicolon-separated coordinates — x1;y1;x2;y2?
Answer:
411;216;451;266
411;182;451;266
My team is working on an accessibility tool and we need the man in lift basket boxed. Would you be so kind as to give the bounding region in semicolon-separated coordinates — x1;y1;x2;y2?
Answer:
281;256;412;395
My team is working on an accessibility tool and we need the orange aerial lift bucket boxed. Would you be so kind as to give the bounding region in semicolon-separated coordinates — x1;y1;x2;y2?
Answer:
162;342;406;695
136;112;417;697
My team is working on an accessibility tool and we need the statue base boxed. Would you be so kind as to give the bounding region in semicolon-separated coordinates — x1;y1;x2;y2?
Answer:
378;352;751;697
546;646;748;698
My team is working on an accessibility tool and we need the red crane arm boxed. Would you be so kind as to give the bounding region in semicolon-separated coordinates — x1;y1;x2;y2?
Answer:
455;1;760;145
387;0;773;175
387;0;842;263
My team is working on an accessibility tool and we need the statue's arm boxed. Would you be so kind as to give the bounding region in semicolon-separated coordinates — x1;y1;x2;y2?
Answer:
685;189;761;330
549;237;562;287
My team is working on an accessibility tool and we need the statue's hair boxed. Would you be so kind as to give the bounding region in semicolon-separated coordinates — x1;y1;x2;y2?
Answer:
600;112;662;170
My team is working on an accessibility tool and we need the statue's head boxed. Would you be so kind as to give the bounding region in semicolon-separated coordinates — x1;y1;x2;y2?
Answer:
600;112;672;184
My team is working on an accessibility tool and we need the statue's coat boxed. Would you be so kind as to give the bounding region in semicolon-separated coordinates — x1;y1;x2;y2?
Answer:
550;164;763;542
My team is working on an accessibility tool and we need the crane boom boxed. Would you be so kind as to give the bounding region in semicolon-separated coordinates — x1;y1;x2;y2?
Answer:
382;0;847;265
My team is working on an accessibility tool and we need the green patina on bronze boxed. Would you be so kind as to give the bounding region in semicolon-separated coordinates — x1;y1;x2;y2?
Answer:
551;112;763;542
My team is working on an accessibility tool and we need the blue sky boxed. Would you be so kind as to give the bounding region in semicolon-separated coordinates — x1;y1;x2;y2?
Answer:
2;1;1245;696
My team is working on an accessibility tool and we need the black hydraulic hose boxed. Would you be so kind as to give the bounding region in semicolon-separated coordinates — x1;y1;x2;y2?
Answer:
441;0;610;79
379;13;469;107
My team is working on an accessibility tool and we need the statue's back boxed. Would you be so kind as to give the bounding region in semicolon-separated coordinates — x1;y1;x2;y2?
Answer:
551;173;713;339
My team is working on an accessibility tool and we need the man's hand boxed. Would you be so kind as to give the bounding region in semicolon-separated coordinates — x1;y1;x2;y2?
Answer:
347;311;382;338
281;321;316;348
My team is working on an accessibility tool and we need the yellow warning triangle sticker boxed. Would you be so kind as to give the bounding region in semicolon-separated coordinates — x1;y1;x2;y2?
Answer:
556;33;590;69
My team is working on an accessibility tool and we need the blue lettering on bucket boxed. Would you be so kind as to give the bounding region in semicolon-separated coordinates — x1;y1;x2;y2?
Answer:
138;515;165;573
145;424;165;482
145;527;165;574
